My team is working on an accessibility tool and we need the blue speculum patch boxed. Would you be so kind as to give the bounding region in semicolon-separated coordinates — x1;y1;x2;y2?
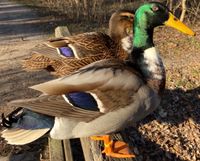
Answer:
65;92;99;111
59;47;74;57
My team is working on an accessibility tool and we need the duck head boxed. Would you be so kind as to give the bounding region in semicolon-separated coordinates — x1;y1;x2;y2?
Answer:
133;2;195;50
109;10;134;43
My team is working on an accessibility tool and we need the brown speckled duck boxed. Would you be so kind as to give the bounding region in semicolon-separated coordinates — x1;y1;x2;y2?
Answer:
1;2;195;158
23;10;134;76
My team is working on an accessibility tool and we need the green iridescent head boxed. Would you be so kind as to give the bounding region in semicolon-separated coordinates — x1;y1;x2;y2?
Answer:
133;2;195;49
135;2;169;29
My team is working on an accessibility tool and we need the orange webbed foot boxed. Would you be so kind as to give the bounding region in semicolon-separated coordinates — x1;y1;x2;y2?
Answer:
90;135;135;158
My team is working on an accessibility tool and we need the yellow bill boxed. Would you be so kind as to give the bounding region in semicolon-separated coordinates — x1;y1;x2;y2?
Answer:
164;12;195;36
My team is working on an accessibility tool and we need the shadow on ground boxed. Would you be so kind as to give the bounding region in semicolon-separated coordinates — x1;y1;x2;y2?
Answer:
0;0;72;41
141;87;200;125
120;87;200;161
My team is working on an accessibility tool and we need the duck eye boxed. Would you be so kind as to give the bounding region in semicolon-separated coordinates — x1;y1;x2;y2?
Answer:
129;16;134;20
152;6;159;12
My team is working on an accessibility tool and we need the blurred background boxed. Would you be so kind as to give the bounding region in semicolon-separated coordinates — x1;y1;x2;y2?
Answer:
13;0;200;32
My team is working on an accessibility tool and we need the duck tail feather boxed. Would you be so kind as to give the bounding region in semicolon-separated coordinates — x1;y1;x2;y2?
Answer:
1;128;50;145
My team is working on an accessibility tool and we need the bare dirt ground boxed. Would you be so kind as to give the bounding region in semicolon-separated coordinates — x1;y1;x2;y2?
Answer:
0;0;200;161
0;0;56;160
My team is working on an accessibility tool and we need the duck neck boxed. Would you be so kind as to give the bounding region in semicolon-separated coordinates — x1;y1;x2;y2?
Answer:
132;27;165;94
134;26;154;50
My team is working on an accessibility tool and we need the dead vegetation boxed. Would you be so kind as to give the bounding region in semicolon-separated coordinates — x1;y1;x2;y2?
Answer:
14;0;200;24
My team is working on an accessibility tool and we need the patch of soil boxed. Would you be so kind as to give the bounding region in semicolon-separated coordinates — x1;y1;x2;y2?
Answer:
0;0;54;160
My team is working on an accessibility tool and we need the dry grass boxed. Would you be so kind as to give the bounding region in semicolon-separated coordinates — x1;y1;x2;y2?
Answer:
12;0;139;23
13;0;200;24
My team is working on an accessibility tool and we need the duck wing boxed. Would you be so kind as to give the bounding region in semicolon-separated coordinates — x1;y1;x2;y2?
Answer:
9;95;101;122
31;59;142;95
23;32;116;76
10;59;143;121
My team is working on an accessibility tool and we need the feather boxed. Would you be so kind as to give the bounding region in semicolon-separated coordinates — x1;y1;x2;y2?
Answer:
45;39;68;48
1;128;49;145
58;47;74;57
8;95;101;122
30;59;142;95
64;92;99;111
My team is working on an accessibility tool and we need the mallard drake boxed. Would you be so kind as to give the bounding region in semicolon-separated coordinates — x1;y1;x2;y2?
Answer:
1;2;195;158
23;10;134;76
